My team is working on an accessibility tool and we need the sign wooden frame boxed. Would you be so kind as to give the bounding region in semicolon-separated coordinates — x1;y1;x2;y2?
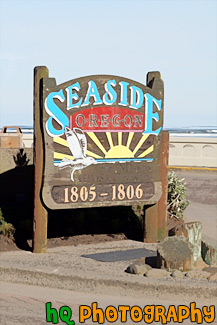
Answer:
33;67;166;252
41;70;164;209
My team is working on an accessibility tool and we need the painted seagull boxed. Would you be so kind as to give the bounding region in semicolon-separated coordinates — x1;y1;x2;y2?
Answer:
58;127;96;181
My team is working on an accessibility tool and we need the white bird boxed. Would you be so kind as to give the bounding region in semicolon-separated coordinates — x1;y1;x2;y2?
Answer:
58;127;96;181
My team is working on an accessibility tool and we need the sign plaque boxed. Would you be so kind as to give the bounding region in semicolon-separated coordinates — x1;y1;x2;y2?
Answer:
40;71;164;209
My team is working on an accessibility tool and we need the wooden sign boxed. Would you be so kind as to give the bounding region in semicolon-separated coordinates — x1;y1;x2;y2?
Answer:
39;70;164;209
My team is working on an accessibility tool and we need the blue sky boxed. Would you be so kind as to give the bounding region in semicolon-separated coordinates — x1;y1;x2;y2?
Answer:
0;0;216;128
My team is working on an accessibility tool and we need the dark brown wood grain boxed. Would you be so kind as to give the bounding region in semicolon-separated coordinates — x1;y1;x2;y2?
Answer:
40;72;164;209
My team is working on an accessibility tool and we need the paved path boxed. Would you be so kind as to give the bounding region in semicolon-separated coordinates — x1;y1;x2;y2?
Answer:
1;281;216;325
173;170;217;240
0;241;216;301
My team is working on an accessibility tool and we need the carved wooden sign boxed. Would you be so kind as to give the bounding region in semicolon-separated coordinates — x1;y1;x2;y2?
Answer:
40;70;164;209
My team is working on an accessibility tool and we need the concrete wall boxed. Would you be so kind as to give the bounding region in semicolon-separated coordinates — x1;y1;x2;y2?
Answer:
22;133;34;148
1;134;217;170
169;136;217;168
0;148;33;174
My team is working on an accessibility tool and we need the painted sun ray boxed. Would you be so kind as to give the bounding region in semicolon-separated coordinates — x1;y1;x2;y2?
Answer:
86;150;103;159
86;132;107;155
106;132;113;149
54;152;74;160
132;134;150;155
54;135;102;158
138;145;154;158
126;132;134;148
118;132;122;146
54;137;68;147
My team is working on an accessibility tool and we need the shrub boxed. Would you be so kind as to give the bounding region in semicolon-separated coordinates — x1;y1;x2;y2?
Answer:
0;208;15;238
167;171;189;219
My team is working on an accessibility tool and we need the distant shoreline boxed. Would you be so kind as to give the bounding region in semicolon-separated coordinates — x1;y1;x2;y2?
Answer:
0;126;217;137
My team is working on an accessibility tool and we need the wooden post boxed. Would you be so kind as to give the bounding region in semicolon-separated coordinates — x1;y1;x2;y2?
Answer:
157;131;169;241
143;131;169;242
33;66;49;253
143;203;158;243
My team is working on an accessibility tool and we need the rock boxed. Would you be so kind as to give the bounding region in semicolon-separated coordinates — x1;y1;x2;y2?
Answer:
171;270;185;279
194;258;208;270
134;258;148;265
144;256;157;268
169;222;202;262
202;267;217;282
125;263;151;275
185;270;210;280
201;235;217;266
157;236;194;271
145;269;170;278
202;266;217;275
208;273;217;282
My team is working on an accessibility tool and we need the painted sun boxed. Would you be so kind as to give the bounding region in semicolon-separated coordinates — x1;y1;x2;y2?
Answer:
53;131;154;165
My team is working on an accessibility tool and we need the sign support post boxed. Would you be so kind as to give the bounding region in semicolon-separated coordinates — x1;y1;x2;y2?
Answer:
157;130;169;241
33;66;49;253
143;131;169;242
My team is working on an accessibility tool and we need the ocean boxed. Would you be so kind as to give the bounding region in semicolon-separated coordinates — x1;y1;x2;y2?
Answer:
1;126;217;137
